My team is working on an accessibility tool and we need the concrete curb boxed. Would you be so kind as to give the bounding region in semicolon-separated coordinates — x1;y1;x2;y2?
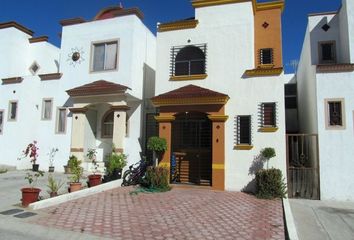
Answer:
29;179;123;210
283;198;299;240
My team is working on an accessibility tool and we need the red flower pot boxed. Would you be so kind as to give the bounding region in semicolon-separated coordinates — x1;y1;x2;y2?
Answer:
88;174;102;187
21;188;41;207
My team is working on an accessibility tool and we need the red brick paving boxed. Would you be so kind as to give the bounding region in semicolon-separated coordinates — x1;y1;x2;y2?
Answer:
34;187;285;240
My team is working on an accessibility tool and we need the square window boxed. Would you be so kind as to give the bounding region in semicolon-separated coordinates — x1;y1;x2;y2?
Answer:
56;108;67;134
325;99;345;129
0;110;4;134
319;41;336;64
236;116;252;145
8;101;18;121
260;48;273;65
42;99;53;120
261;103;277;127
92;41;118;72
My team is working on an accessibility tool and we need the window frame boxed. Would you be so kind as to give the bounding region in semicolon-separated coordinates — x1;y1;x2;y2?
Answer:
55;107;67;134
324;98;345;130
318;41;336;64
41;98;53;120
8;100;18;121
90;39;119;73
101;110;114;138
259;48;274;66
0;110;4;135
236;115;252;146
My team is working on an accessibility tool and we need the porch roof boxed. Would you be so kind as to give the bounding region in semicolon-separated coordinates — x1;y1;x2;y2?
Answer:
66;80;130;97
151;84;229;106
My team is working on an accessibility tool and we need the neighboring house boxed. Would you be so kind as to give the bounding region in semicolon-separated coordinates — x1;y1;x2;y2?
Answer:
296;0;354;200
0;6;156;172
151;0;286;191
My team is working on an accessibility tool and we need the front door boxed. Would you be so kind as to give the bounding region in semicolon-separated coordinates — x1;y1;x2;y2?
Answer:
172;112;212;186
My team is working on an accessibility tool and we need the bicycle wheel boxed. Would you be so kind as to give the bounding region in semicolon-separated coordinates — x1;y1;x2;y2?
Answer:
121;170;132;186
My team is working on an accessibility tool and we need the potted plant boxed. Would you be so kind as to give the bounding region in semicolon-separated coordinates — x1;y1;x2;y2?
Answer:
147;136;167;167
21;170;44;207
64;155;78;174
69;160;83;192
261;147;276;169
48;148;58;173
105;152;127;181
87;148;102;187
47;174;64;197
19;140;40;171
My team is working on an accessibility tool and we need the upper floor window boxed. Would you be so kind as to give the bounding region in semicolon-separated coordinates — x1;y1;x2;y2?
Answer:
260;48;274;65
171;44;207;76
325;99;345;129
8;101;18;121
56;108;67;134
261;102;277;128
319;41;336;64
0;110;4;134
92;41;118;72
102;111;114;138
42;98;53;120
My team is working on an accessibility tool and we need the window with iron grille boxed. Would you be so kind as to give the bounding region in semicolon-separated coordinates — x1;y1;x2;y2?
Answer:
261;103;277;127
8;101;18;121
328;101;342;126
236;116;252;145
170;44;207;76
260;48;273;65
319;41;336;63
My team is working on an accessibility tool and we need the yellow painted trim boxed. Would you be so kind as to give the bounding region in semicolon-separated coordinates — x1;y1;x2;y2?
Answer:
234;145;254;150
170;74;207;81
244;67;283;77
152;96;229;107
208;115;229;122
259;64;275;69
212;164;224;170
192;0;250;8
158;19;199;32
256;1;285;12
154;116;176;122
259;127;278;132
159;162;170;168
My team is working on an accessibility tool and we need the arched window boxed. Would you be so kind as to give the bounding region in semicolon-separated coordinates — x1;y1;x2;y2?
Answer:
102;111;114;138
174;46;206;76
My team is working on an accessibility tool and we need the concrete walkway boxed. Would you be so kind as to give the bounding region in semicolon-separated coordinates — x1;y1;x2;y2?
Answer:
34;187;285;240
289;199;354;240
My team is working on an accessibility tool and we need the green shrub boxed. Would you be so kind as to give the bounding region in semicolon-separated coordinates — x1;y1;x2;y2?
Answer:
141;166;171;192
255;168;286;199
68;155;81;169
147;136;167;152
261;147;276;159
106;153;127;174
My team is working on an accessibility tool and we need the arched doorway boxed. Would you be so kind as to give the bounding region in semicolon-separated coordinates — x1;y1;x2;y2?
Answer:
172;112;212;186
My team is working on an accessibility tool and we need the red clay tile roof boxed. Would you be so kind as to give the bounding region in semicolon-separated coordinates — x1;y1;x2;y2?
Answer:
66;80;130;97
152;85;228;101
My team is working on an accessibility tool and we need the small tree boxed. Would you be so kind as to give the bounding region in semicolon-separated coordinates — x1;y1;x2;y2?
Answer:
147;136;167;167
261;147;276;169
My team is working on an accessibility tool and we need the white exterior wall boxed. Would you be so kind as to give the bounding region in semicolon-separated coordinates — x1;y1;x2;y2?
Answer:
0;14;156;171
316;72;354;200
156;2;286;191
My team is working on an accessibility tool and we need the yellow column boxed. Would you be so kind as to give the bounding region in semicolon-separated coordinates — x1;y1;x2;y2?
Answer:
69;107;88;160
155;115;175;169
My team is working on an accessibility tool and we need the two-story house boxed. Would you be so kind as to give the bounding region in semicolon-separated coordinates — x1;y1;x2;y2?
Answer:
0;6;156;172
296;0;354;200
151;0;286;191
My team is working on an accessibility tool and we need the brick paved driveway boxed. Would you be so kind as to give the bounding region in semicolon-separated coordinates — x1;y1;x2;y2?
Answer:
34;187;285;240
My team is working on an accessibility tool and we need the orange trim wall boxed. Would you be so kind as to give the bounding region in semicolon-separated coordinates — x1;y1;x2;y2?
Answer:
254;8;283;68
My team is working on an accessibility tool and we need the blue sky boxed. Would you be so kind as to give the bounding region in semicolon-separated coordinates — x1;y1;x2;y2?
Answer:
0;0;342;73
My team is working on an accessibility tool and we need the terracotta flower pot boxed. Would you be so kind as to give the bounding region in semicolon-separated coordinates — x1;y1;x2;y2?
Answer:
21;188;41;207
50;192;58;198
88;174;102;187
69;182;82;192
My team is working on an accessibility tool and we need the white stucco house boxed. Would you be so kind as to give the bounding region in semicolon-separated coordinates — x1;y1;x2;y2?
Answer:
0;6;156;172
296;0;354;200
151;0;287;191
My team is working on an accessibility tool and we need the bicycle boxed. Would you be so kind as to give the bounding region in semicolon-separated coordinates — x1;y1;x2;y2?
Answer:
121;159;149;186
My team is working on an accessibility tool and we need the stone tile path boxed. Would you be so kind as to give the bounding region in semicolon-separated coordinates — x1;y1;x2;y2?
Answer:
34;187;284;240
